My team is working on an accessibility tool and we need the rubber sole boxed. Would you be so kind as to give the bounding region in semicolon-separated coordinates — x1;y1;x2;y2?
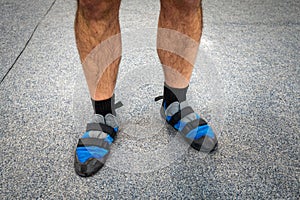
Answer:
74;151;107;177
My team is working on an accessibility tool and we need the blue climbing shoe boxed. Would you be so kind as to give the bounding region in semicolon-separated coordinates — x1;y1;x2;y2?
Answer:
155;96;218;153
74;109;121;177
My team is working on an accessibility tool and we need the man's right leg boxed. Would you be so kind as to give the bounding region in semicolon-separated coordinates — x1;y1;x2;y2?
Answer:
75;0;121;101
74;0;122;177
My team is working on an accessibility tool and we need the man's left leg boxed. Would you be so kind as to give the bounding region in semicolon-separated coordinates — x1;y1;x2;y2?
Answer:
156;0;218;152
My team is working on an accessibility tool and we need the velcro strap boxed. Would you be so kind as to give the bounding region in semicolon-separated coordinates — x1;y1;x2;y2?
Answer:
168;106;194;126
155;96;164;102
86;123;116;139
77;138;109;149
181;118;207;136
115;101;123;109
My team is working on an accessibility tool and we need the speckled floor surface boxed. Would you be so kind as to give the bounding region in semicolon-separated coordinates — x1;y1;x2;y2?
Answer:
1;0;299;199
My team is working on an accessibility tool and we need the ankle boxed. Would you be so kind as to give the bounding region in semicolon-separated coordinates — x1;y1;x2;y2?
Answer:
163;83;188;108
91;94;116;116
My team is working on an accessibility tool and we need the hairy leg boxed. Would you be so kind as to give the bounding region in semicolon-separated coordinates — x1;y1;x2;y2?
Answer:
75;0;121;100
157;0;202;88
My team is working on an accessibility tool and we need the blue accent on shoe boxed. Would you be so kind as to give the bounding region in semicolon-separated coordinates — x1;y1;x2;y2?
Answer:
185;125;215;140
104;135;114;144
163;101;167;110
174;120;187;131
81;131;90;139
166;115;172;122
114;127;119;132
76;146;109;163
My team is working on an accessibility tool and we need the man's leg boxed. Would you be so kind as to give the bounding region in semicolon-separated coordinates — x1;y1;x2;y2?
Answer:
75;0;121;101
158;0;202;88
74;0;122;177
157;0;218;152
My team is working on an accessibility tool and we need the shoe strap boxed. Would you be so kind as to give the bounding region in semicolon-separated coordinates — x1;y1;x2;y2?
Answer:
77;138;110;149
86;123;117;139
115;101;123;109
154;95;164;102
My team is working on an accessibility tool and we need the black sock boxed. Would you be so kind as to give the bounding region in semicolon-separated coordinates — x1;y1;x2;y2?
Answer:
163;83;188;108
91;95;115;116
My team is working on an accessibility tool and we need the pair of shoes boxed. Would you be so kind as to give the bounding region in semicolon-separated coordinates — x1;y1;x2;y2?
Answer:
74;96;218;177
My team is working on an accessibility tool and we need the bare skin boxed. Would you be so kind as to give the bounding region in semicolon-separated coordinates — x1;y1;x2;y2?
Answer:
158;0;202;88
75;0;202;99
75;0;121;100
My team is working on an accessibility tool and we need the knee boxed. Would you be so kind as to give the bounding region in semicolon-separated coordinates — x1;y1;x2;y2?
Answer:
78;0;120;20
161;0;201;13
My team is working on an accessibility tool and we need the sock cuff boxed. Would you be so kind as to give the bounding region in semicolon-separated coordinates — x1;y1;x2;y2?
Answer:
164;83;189;103
91;94;116;116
